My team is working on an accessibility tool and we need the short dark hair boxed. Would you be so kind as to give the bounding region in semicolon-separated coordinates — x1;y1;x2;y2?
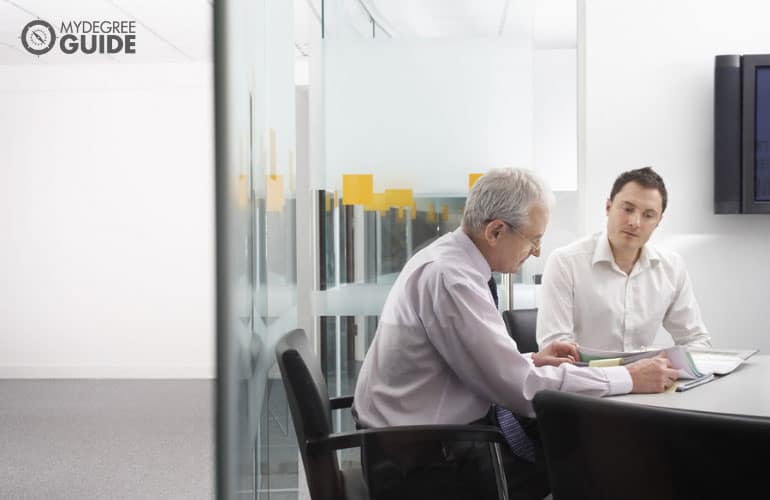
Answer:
609;166;668;213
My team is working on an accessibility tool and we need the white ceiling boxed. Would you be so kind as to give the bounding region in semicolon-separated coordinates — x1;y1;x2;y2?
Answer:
293;0;575;54
0;0;212;65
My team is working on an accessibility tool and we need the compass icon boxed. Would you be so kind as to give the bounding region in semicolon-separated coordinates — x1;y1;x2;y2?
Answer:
21;20;56;56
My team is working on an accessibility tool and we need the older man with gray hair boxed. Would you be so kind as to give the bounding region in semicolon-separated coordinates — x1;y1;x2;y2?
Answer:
353;168;677;500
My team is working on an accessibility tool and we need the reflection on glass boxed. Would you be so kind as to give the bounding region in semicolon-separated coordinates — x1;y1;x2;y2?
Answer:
315;193;468;440
320;314;379;470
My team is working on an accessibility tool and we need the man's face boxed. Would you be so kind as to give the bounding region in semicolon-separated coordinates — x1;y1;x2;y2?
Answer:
605;181;663;255
490;203;549;274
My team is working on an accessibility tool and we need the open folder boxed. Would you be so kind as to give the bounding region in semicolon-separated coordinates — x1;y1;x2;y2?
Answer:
575;345;707;380
575;345;755;392
575;345;718;392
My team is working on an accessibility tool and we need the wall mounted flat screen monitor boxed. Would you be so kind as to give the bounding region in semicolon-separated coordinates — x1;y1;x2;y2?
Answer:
715;54;770;213
742;54;770;212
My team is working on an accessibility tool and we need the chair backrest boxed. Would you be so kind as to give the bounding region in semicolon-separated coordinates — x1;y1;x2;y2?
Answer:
533;390;770;500
501;308;538;353
275;328;344;499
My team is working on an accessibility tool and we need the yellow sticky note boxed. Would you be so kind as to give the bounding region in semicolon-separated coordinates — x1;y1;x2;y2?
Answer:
441;204;449;222
588;358;623;368
385;189;414;209
410;202;417;220
469;173;484;189
342;174;374;205
266;174;284;212
365;192;387;213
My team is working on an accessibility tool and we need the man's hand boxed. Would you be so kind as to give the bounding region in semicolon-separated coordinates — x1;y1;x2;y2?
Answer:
532;341;580;367
626;353;680;393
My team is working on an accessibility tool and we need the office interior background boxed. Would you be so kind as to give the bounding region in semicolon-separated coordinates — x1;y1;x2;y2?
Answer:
2;0;770;498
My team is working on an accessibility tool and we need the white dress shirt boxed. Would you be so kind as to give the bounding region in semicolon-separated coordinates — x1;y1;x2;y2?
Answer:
353;228;632;428
536;232;711;351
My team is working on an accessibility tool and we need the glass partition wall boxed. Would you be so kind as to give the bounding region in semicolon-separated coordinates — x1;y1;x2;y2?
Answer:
305;0;581;482
216;0;579;498
215;0;299;498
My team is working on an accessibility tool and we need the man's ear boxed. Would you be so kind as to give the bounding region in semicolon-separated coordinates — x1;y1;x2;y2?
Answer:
605;198;612;215
483;220;506;246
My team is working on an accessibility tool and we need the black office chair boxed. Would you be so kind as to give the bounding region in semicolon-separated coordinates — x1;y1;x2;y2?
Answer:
275;328;510;500
501;308;539;353
533;390;770;500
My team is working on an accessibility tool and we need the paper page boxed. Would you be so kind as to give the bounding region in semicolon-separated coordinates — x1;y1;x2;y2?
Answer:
690;352;743;376
688;348;757;361
662;346;705;379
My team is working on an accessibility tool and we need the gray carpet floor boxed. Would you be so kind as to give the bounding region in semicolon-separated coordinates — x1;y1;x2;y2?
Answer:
0;379;214;500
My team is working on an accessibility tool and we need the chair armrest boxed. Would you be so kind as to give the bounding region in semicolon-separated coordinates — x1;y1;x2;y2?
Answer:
306;424;505;455
306;430;364;454
329;395;354;410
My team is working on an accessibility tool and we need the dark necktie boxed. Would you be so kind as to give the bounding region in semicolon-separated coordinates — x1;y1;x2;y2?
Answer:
487;277;499;308
488;276;536;463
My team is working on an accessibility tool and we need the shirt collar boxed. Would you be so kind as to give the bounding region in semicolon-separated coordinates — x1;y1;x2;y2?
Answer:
592;232;661;272
453;228;493;280
591;232;615;266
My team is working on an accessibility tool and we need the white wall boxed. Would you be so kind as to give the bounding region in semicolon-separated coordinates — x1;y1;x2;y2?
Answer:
0;63;215;378
583;0;770;352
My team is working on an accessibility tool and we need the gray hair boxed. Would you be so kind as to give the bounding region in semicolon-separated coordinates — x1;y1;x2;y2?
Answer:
462;168;554;234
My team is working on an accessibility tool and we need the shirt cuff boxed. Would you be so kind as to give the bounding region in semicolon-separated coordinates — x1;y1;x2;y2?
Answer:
602;366;633;395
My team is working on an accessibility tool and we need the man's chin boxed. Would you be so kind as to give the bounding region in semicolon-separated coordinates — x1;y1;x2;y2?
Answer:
612;234;640;248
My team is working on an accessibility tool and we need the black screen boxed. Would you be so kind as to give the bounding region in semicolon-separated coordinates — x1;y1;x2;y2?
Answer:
755;66;770;201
